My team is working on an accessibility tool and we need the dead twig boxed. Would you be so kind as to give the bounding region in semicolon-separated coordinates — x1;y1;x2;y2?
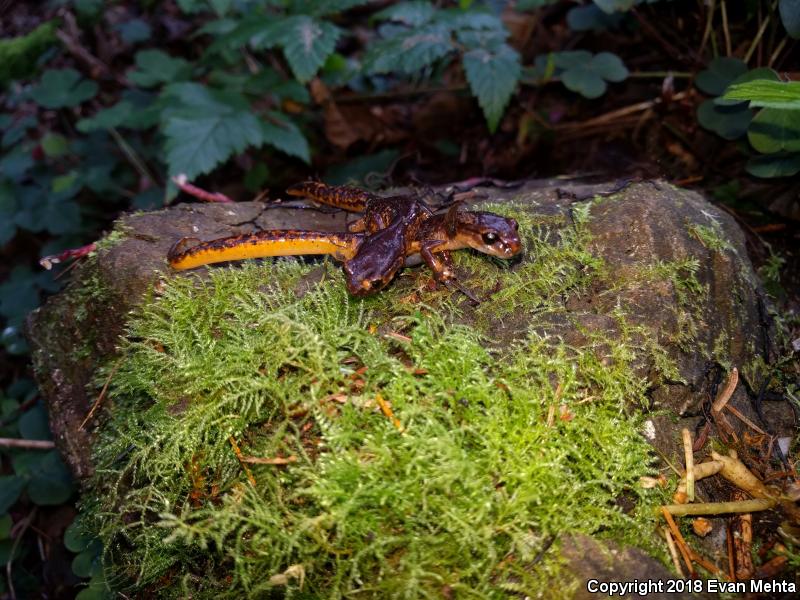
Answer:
80;361;121;429
229;437;257;486
0;438;55;450
662;498;776;516
682;428;695;501
172;175;234;203
239;455;298;465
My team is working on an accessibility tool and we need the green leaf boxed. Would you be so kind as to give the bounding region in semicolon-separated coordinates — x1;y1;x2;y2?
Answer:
129;50;192;88
463;43;521;132
278;17;341;83
723;80;800;110
0;147;34;180
697;99;752;140
75;571;111;600
590;52;628;82
746;153;800;177
714;68;780;107
0;476;25;513
0;266;57;324
41;132;70;158
76;101;134;133
114;19;152;44
64;520;92;553
364;24;453;74
567;4;623;31
72;547;100;579
593;0;636;13
27;451;75;506
162;83;266;178
695;57;747;96
2;115;36;147
18;405;51;440
562;66;606;98
30;69;98;109
780;0;800;38
290;0;374;17
261;113;310;163
0;182;17;245
374;1;437;26
747;108;800;153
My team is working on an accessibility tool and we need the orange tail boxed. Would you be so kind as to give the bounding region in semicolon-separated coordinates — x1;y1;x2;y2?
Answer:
168;229;362;270
286;181;373;212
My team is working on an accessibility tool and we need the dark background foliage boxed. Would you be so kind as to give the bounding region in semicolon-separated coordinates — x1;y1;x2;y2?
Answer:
0;0;798;597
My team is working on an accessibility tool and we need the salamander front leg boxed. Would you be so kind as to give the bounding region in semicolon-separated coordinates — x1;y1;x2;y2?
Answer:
419;240;480;304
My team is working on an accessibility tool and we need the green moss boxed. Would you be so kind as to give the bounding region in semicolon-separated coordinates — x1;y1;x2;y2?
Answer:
0;20;58;87
81;255;667;598
686;221;734;253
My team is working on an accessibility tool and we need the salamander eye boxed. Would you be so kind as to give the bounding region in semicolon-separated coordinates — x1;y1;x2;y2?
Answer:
482;232;498;245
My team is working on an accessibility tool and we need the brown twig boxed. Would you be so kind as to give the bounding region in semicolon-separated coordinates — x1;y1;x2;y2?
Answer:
720;0;732;56
80;361;121;429
712;367;738;413
661;507;695;575
0;438;55;450
663;527;685;577
239;455;298;465
229;437;257;486
172;175;234;203
682;428;695;501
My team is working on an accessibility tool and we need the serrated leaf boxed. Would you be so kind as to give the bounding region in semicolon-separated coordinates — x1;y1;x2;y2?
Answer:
780;0;800;38
594;0;636;14
27;450;74;505
697;99;752;140
162;84;266;179
463;43;520;132
374;1;436;26
30;69;98;109
128;50;191;88
364;24;453;74
746;153;800;177
723;79;800;110
261;112;310;163
0;476;25;513
748;108;800;153
18;404;50;440
695;57;747;96
290;0;374;17
278;17;341;83
76;101;134;133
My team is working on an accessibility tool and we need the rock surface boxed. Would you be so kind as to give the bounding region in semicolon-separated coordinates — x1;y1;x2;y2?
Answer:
25;179;792;594
27;179;789;478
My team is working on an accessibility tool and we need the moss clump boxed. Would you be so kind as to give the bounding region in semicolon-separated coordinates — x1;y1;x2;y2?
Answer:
80;250;667;598
686;221;734;253
0;20;58;87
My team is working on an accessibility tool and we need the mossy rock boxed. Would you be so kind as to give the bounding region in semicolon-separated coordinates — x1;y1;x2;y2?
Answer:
25;180;788;597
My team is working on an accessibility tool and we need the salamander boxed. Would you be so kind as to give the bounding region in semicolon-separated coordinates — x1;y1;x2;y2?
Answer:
168;183;523;297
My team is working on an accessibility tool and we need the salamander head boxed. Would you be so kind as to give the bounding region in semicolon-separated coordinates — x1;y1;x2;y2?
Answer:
455;211;521;258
